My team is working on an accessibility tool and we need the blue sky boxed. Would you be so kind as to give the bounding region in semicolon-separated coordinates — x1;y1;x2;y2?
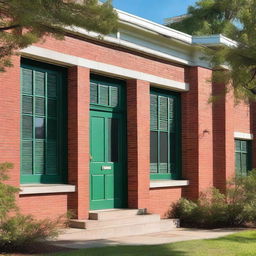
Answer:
112;0;197;24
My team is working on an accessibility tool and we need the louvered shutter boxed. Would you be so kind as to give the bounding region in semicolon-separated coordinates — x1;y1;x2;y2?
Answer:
90;83;98;104
159;96;168;131
35;71;45;96
35;140;45;174
47;73;57;97
110;86;118;107
150;94;158;130
22;96;33;114
22;69;33;94
21;141;33;174
99;85;109;105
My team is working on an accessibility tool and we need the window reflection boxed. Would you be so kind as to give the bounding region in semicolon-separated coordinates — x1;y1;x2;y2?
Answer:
35;118;45;139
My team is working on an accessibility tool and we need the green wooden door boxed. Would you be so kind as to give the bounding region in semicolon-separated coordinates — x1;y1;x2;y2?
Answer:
90;110;126;210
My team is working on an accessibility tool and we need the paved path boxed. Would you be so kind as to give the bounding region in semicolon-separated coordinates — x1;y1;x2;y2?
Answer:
50;228;243;249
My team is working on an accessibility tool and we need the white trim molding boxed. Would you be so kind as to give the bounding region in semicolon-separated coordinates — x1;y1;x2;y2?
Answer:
20;184;76;195
150;180;189;188
192;34;238;47
117;10;192;44
234;132;254;140
20;46;189;92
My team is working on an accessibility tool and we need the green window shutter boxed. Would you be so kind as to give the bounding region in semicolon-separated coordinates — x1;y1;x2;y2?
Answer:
21;141;33;175
35;97;45;116
47;73;57;97
90;83;98;104
89;75;124;112
22;96;33;114
235;139;251;176
110;86;118;107
150;90;181;180
150;94;158;130
35;71;45;96
22;116;33;139
99;85;109;105
35;140;45;174
169;97;175;132
21;60;67;184
159;97;168;131
22;69;33;94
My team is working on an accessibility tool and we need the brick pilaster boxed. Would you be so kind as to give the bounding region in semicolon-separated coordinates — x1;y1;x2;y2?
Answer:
67;66;90;219
127;79;150;209
182;66;213;199
213;83;235;192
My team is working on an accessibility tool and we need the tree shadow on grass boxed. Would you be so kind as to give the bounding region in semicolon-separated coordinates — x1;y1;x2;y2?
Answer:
48;242;189;256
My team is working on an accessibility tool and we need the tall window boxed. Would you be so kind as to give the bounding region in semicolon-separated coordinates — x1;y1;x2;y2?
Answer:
21;59;67;184
150;89;181;180
235;139;251;176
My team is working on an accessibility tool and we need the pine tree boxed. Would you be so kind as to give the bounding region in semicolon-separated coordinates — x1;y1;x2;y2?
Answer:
0;0;118;71
167;0;256;101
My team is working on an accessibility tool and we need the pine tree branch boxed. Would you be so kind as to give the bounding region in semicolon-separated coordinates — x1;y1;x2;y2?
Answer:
0;24;20;31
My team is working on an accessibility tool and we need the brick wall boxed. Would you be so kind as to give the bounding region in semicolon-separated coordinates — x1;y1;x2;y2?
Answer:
182;66;213;199
34;36;185;83
234;102;251;133
213;83;235;191
0;56;21;188
127;79;150;209
19;194;68;219
67;66;90;219
149;188;182;218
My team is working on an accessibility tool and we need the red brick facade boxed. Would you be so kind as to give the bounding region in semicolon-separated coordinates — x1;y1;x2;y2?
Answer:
0;32;254;219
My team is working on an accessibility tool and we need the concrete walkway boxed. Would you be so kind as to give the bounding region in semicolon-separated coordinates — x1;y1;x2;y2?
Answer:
50;228;243;249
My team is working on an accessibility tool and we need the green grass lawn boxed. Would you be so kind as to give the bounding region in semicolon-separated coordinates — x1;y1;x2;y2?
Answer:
50;230;256;256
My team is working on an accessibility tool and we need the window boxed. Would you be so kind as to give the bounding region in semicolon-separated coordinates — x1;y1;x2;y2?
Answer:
21;59;67;184
150;90;181;180
90;75;123;112
235;139;251;176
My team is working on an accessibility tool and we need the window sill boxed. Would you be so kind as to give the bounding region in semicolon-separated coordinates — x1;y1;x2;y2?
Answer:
20;184;76;195
150;180;189;188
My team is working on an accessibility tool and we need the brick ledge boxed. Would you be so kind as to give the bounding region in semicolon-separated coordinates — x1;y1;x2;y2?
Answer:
150;180;189;188
20;184;76;195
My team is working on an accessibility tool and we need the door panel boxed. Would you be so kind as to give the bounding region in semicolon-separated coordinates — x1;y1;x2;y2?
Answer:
91;116;105;162
90;110;126;210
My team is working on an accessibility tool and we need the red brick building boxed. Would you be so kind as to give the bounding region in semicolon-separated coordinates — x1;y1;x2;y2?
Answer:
0;10;254;220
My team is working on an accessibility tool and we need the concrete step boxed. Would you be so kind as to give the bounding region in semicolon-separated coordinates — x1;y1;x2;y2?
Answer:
70;214;161;229
89;209;140;220
159;219;180;231
66;219;179;240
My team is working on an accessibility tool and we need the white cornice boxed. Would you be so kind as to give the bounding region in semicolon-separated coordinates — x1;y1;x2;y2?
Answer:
117;10;192;44
192;34;238;47
116;10;237;48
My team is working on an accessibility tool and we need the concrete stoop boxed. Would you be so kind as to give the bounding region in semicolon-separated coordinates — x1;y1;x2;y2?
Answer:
69;209;179;240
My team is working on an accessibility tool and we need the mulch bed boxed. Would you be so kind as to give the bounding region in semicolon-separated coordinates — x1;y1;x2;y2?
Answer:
0;241;74;256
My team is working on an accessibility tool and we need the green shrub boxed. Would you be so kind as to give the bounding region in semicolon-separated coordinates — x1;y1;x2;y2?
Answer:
0;163;19;221
171;170;256;228
0;214;62;252
0;162;65;252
